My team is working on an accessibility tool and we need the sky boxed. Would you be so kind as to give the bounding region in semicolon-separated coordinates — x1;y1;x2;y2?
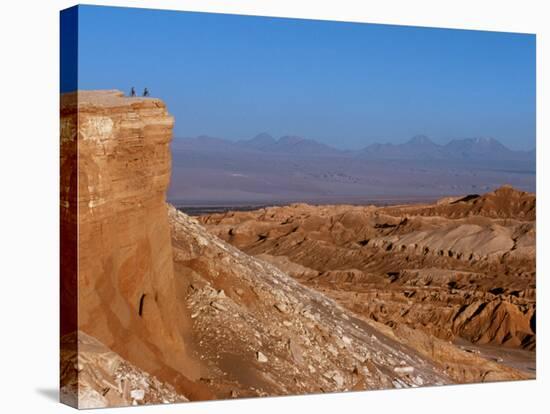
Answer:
65;5;536;150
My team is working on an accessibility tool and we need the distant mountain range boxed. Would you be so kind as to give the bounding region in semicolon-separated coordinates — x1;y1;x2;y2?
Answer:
175;133;534;161
169;133;535;204
360;135;534;161
237;133;341;155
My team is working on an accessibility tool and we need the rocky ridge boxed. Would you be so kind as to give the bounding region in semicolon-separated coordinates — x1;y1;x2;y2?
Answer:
383;185;535;220
199;187;536;360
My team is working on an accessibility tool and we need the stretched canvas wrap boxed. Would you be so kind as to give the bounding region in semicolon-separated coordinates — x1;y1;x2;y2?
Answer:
60;5;536;409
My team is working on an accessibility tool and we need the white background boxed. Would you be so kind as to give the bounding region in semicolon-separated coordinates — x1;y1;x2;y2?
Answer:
0;0;548;412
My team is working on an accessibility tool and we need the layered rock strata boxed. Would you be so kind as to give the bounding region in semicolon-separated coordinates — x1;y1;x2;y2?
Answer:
60;90;206;406
199;187;536;359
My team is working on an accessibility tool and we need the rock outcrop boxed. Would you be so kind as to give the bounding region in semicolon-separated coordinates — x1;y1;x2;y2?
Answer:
60;90;207;406
384;185;536;220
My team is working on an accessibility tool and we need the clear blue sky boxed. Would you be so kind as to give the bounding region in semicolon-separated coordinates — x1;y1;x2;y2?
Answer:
67;5;536;150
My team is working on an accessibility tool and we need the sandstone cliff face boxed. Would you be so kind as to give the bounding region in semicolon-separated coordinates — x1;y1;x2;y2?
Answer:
60;91;207;406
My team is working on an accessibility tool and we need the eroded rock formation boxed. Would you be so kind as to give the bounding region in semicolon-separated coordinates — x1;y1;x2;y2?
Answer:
60;90;207;406
199;188;536;360
168;206;455;397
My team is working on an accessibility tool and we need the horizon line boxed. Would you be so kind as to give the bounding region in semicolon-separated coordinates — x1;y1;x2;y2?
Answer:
173;133;536;152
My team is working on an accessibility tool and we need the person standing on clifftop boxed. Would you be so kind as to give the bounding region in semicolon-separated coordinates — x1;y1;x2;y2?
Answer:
130;86;136;97
143;87;150;97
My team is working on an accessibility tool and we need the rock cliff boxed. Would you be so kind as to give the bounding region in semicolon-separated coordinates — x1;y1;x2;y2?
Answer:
60;90;208;406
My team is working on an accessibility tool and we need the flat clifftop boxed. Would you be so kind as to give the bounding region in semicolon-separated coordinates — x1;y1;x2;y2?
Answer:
61;89;167;109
